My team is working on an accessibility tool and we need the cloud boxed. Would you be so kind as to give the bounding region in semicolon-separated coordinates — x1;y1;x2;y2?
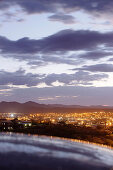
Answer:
38;30;113;53
30;54;83;66
0;69;43;87
44;71;108;86
0;0;113;15
75;64;113;72
48;14;75;24
0;36;39;54
0;69;108;87
1;29;113;70
1;30;113;56
108;58;113;61
76;51;113;60
0;0;113;27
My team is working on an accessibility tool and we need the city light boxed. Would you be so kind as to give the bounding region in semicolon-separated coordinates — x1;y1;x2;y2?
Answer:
10;114;14;118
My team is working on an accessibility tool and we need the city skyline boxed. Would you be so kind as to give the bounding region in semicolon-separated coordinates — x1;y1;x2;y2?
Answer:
0;0;113;105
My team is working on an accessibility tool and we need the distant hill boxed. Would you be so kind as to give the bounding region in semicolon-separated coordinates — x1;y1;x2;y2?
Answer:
0;101;113;113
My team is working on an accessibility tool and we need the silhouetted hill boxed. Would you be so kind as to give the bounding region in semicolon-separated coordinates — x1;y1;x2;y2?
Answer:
0;101;113;113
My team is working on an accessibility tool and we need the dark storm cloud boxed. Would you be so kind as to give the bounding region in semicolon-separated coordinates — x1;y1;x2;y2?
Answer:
76;51;112;60
0;0;113;14
0;30;113;68
75;64;113;72
0;36;41;54
48;14;75;24
0;0;113;26
37;30;113;53
1;30;113;56
0;69;108;87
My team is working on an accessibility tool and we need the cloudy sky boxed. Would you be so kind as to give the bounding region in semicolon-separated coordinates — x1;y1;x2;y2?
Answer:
0;0;113;105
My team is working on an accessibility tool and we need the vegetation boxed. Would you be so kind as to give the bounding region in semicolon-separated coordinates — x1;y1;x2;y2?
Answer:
3;121;113;147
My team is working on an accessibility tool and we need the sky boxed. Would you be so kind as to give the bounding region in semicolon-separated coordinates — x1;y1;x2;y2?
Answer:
0;0;113;105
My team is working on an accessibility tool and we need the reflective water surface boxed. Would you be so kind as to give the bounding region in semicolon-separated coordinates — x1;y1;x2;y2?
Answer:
0;133;113;170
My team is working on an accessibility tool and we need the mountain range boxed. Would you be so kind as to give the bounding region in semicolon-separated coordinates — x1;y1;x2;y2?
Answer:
0;101;113;113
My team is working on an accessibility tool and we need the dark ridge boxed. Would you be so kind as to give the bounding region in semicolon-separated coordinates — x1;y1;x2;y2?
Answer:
0;101;113;113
